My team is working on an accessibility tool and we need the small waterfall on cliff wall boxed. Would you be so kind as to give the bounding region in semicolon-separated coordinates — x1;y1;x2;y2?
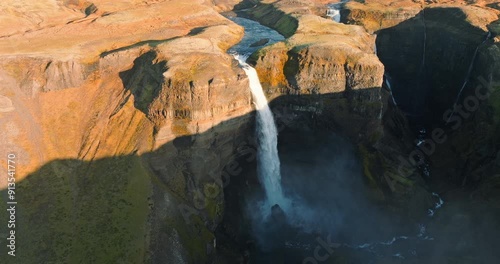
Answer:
446;32;491;123
384;74;398;106
415;12;431;177
422;10;427;63
420;11;427;74
234;54;290;212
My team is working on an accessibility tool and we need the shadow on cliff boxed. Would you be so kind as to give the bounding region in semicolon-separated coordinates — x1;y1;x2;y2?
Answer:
0;111;255;264
376;7;500;191
376;7;491;127
2;86;500;263
0;86;386;264
119;50;168;115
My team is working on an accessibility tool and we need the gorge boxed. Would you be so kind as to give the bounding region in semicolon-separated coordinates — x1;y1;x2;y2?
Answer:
0;0;500;263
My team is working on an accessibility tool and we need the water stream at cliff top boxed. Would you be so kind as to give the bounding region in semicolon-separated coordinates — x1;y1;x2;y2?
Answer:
326;0;349;22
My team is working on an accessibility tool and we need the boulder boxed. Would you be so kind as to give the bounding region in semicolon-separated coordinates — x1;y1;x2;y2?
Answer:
250;38;270;47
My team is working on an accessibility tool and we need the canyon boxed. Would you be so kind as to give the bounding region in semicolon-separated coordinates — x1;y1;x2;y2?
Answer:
0;0;499;263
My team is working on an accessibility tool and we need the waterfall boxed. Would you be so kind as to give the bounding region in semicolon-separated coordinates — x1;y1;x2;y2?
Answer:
234;54;290;212
420;10;427;73
326;7;341;22
446;32;491;123
326;1;348;22
384;74;398;106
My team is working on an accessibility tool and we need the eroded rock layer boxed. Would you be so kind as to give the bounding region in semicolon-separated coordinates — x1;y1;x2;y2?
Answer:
0;1;254;263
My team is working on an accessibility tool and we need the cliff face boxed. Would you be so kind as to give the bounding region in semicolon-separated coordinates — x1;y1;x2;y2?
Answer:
341;0;500;33
234;1;413;207
378;7;497;118
240;0;385;141
239;0;500;213
376;6;500;192
0;1;254;263
341;0;422;33
377;7;498;185
439;16;500;192
212;0;245;12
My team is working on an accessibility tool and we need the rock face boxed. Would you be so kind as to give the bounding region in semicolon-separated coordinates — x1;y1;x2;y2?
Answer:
212;0;245;12
0;1;254;263
233;1;433;217
341;0;422;33
377;7;497;119
240;0;500;212
240;0;385;141
341;0;500;33
0;0;86;37
376;5;500;191
233;0;435;211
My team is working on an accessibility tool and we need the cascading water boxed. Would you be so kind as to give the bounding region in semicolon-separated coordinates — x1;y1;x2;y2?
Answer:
233;55;291;212
416;12;431;177
384;74;398;106
226;16;289;213
420;10;427;71
326;6;341;22
446;32;492;123
326;0;348;22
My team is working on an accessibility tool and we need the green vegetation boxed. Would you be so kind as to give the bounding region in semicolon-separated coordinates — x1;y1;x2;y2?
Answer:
164;212;215;263
1;156;152;263
357;144;379;188
247;4;298;38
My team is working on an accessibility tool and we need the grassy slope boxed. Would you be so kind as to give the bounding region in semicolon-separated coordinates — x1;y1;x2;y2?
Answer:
0;155;151;263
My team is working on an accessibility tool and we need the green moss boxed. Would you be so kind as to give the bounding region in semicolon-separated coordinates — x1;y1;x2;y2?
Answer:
487;20;500;37
383;171;415;187
164;213;214;263
358;143;415;192
3;156;152;264
203;183;222;221
274;16;299;38
358;144;379;187
247;4;298;38
169;171;187;199
136;83;157;110
368;129;383;145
